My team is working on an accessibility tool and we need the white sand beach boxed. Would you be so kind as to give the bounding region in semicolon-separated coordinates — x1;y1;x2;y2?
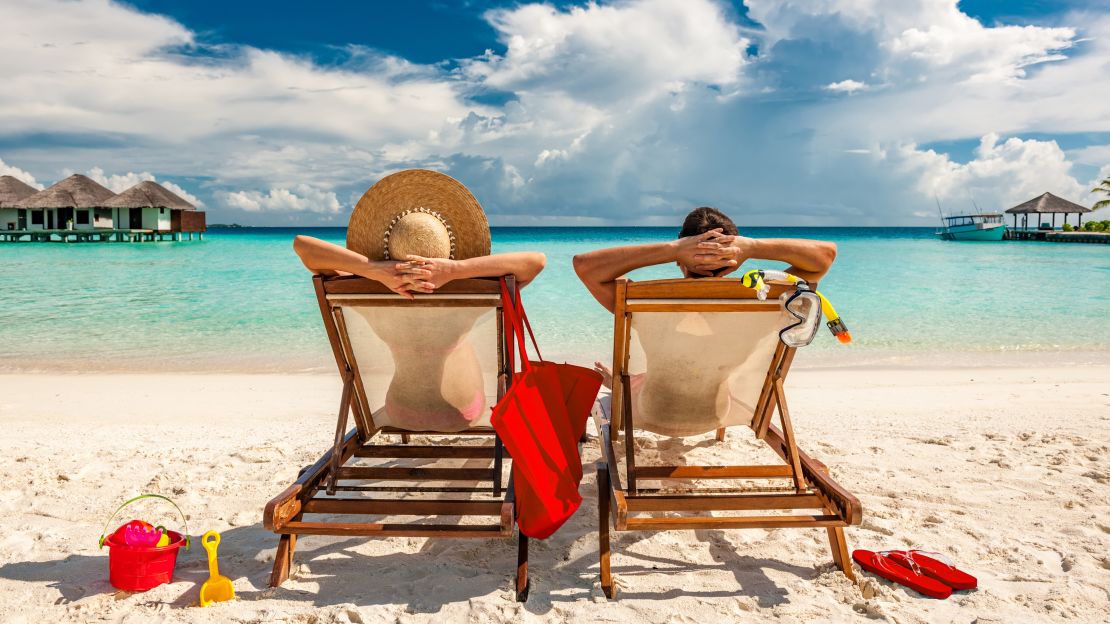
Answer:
1;363;1108;623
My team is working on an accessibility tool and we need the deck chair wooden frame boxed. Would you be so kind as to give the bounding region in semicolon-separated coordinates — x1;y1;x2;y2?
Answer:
264;274;530;601
595;277;861;598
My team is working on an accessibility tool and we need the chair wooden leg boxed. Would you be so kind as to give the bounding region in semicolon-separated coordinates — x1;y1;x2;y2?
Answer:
598;466;615;599
515;532;530;602
269;533;297;587
715;427;726;442
827;527;855;582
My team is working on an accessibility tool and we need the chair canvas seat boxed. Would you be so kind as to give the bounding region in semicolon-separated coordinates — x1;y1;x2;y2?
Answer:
595;277;862;599
264;275;530;601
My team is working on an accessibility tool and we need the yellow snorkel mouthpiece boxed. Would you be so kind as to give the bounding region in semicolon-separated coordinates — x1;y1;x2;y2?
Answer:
740;269;851;345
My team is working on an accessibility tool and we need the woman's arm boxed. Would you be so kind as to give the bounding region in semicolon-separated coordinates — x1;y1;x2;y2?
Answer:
292;235;429;299
397;251;547;289
572;230;723;312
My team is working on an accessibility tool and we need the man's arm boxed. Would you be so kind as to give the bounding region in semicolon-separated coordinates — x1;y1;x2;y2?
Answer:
696;236;838;283
572;230;722;312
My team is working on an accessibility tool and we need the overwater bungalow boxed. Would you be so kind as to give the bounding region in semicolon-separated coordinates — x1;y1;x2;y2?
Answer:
103;180;205;237
0;174;206;242
18;174;116;231
0;175;39;229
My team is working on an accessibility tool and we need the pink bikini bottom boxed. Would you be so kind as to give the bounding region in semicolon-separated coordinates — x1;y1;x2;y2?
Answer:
384;392;486;432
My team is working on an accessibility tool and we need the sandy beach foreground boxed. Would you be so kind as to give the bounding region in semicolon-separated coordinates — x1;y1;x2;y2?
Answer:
1;364;1107;623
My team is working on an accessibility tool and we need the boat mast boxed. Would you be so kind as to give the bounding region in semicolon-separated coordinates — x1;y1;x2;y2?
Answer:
966;188;982;216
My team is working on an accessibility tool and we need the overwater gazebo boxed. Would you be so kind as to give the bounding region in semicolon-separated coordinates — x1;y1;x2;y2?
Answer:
19;174;116;230
1004;192;1091;230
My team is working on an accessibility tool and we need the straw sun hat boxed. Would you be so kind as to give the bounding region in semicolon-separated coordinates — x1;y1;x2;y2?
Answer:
346;169;491;261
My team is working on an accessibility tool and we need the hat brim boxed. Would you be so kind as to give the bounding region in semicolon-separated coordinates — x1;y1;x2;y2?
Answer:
347;169;491;261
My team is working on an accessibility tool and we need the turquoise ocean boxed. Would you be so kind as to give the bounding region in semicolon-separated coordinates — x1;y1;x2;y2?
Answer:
1;227;1107;372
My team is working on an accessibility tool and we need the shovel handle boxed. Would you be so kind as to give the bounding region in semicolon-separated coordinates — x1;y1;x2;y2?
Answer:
203;531;221;578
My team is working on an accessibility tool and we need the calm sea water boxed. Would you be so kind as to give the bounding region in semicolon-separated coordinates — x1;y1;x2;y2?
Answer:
1;227;1106;372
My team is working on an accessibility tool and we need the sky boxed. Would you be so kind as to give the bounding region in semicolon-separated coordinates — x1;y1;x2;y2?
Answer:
2;0;1109;226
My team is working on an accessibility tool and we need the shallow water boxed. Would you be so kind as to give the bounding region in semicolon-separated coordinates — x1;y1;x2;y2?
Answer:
1;227;1106;372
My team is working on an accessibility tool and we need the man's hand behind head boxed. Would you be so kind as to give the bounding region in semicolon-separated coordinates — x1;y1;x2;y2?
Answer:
675;228;727;276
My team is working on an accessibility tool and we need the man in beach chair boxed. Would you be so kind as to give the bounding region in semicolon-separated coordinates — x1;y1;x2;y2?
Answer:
264;170;545;601
573;207;860;597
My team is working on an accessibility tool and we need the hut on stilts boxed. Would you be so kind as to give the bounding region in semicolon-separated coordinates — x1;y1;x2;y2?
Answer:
0;176;39;229
0;174;206;243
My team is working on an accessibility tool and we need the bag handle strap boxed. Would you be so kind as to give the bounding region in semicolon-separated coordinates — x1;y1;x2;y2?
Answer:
98;493;190;550
500;278;530;377
513;284;543;362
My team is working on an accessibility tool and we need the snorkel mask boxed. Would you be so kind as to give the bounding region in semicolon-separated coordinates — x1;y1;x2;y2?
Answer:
740;269;852;347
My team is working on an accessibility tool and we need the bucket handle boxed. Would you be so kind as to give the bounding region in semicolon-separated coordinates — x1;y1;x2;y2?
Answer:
98;494;190;550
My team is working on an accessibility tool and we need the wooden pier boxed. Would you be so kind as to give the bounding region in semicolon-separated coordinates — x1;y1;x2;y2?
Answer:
1004;229;1109;244
0;228;204;243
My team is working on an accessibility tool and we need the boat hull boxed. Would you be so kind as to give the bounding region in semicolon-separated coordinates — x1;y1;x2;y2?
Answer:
938;224;1006;241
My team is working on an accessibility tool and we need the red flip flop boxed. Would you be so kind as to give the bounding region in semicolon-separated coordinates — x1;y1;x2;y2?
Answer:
851;549;952;599
886;551;977;590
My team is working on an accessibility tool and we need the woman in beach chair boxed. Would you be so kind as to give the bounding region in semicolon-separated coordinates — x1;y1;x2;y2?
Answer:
265;170;543;600
572;207;860;597
293;173;544;431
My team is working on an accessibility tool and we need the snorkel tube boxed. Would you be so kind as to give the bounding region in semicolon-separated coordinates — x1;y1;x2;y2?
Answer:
740;269;852;344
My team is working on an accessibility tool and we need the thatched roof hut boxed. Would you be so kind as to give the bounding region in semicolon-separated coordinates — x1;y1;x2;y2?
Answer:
1005;192;1092;229
1005;192;1090;215
103;180;195;210
20;174;116;209
0;175;38;208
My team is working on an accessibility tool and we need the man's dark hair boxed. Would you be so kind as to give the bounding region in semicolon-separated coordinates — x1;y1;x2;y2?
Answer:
679;206;738;239
678;207;738;277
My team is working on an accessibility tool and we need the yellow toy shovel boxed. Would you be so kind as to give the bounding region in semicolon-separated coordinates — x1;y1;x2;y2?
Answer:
198;531;234;606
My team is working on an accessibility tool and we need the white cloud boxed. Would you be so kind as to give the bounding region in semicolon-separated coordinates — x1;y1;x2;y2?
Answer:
160;182;204;208
534;149;568;167
0;0;476;145
83;167;153;193
825;79;868;93
0;158;42;188
1069;144;1110;167
81;167;205;207
223;185;341;214
898;133;1090;210
470;0;747;103
0;0;1107;225
747;0;1076;84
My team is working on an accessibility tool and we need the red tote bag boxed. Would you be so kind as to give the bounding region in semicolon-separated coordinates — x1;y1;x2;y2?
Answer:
491;279;602;539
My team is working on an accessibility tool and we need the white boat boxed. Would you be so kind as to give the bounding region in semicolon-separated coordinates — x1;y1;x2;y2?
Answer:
937;213;1006;241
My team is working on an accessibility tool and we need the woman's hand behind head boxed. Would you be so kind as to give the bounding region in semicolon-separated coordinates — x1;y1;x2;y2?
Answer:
399;255;459;292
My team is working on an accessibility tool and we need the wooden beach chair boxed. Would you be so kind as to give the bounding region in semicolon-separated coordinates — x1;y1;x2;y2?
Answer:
595;277;861;598
264;274;530;601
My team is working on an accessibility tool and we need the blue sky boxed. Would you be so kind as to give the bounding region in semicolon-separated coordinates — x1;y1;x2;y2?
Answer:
2;0;1109;225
